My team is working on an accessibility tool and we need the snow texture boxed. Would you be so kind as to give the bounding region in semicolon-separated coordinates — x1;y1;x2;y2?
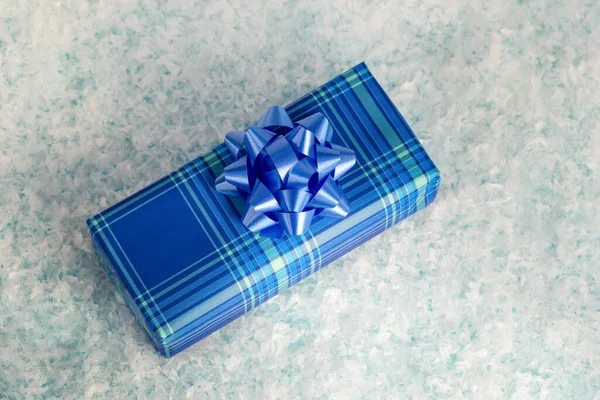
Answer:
1;0;599;398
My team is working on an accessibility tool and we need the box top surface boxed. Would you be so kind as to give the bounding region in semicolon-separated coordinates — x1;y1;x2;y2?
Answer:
88;62;439;356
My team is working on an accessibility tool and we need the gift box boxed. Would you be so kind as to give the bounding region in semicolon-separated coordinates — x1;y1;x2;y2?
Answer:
87;62;440;357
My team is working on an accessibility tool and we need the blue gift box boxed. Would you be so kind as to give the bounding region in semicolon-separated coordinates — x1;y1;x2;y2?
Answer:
87;62;440;357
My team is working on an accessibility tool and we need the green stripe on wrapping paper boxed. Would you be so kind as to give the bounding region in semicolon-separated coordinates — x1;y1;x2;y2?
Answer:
352;84;403;149
306;232;321;275
314;79;394;231
260;245;296;292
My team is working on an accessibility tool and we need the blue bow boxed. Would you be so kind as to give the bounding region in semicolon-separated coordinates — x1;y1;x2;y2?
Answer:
215;106;356;238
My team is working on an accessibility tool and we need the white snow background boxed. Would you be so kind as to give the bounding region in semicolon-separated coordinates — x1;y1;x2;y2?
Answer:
1;0;599;398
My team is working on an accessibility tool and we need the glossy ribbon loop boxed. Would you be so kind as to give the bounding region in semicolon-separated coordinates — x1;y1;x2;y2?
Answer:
215;106;356;238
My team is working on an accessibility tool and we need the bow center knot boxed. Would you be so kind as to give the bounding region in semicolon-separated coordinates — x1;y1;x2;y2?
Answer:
215;106;356;238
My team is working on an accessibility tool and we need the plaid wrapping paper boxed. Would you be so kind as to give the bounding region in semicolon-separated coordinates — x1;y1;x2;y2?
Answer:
87;62;441;357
